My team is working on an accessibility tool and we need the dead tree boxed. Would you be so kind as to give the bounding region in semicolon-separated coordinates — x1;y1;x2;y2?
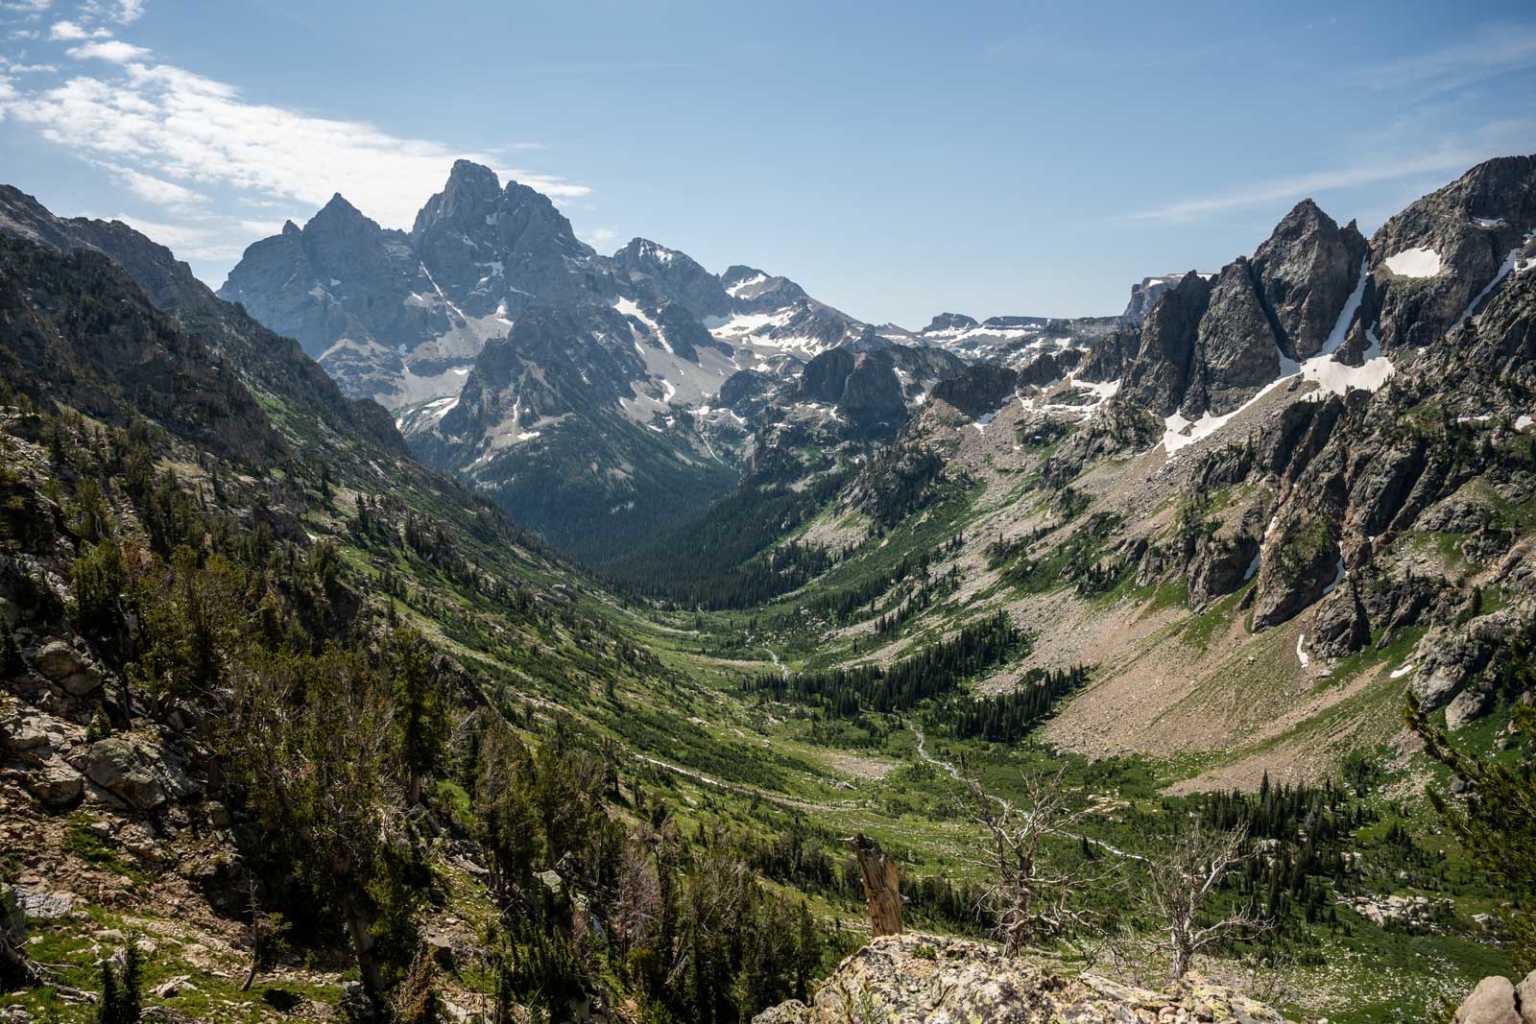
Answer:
848;834;902;936
965;766;1099;955
1143;819;1262;981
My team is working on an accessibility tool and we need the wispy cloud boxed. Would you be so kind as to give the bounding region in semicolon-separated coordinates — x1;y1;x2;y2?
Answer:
99;161;206;206
1123;150;1495;224
1353;22;1536;98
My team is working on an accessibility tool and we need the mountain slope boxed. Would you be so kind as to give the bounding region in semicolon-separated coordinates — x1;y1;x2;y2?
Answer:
671;155;1536;791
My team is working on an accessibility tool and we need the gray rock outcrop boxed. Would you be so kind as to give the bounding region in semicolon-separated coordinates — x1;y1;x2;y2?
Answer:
1181;258;1284;418
31;639;102;695
751;935;1291;1024
73;737;197;811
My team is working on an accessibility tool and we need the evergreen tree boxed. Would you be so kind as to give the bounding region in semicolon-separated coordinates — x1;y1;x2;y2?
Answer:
391;627;448;806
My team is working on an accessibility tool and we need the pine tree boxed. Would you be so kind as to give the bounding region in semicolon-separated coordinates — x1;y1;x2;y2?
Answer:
391;627;448;806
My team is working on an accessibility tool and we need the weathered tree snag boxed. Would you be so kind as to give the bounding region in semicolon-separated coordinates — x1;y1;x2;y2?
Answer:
849;833;902;936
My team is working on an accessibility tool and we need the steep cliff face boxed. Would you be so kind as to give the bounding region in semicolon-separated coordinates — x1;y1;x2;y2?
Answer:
1181;258;1285;419
1120;271;1212;416
1370;155;1536;350
1250;199;1369;360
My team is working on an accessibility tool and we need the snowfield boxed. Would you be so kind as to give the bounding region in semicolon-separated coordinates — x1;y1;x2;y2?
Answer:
1382;246;1443;278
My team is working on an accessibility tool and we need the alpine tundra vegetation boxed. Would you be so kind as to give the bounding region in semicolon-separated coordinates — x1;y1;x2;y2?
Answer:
3;3;1536;1023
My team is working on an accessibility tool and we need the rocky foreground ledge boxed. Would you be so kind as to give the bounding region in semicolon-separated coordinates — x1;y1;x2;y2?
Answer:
751;934;1292;1024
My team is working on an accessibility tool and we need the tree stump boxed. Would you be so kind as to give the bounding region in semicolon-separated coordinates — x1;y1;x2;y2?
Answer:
849;833;902;936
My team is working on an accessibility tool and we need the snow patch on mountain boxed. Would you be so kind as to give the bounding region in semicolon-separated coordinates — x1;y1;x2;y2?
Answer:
1382;246;1443;278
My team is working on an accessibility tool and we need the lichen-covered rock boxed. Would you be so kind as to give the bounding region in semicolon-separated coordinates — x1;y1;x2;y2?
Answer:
751;935;1292;1024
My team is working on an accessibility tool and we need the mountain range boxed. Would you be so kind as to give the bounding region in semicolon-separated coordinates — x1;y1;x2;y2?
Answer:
2;153;1535;1024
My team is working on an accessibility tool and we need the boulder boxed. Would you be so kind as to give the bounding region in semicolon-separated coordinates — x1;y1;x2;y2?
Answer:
1446;686;1494;731
26;756;84;807
751;1002;812;1024
155;976;195;999
75;737;197;811
1455;976;1520;1024
1518;969;1536;1024
2;716;53;753
31;640;102;696
10;883;74;921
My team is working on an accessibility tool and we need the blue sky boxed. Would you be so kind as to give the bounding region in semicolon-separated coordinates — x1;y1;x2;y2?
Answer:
2;0;1535;326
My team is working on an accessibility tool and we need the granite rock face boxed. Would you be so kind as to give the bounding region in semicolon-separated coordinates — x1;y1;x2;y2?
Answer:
1251;199;1369;360
1370;155;1536;350
929;363;1019;419
1452;971;1536;1024
1120;271;1212;416
1181;258;1284;418
1123;274;1195;324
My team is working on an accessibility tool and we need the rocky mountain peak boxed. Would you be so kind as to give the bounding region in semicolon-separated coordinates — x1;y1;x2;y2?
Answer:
1369;153;1536;348
614;236;729;318
1250;197;1367;360
312;192;367;225
415;159;503;231
923;312;979;333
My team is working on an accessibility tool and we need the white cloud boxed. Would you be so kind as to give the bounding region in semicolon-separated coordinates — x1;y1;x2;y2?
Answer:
65;38;149;62
0;60;589;230
48;18;93;39
74;0;142;24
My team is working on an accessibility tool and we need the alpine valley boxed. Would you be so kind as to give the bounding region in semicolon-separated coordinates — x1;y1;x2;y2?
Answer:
3;153;1536;1024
